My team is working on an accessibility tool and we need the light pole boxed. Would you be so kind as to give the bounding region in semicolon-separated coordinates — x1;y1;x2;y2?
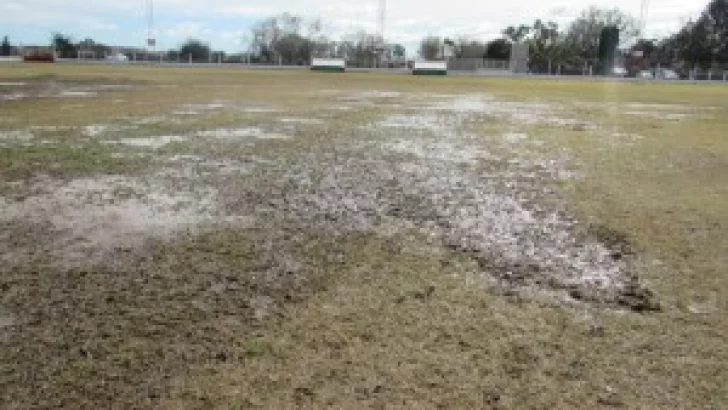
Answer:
147;0;156;60
376;0;386;68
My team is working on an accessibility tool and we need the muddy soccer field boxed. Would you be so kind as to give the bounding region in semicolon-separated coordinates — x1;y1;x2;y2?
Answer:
1;64;727;408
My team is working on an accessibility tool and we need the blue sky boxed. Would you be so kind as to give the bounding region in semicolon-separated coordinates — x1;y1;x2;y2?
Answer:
0;0;711;53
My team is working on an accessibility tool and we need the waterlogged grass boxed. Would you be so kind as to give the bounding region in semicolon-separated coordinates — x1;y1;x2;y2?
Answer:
0;142;151;180
1;64;727;409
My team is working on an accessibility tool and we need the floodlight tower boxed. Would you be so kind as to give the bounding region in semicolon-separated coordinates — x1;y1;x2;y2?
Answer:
375;0;386;67
377;0;386;42
639;0;650;38
147;0;156;52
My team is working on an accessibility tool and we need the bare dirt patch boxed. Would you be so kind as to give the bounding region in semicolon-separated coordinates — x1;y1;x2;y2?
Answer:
57;90;97;98
249;93;657;310
115;135;188;149
196;127;290;140
279;117;324;125
0;92;27;101
172;101;230;115
0;130;34;144
0;174;248;267
5;70;723;409
163;154;256;176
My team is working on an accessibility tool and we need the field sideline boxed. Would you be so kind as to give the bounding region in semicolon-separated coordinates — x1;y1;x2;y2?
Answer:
1;64;727;409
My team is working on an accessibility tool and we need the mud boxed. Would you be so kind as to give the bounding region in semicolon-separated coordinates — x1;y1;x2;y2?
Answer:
163;155;255;177
0;130;34;143
279;118;324;125
0;85;667;408
241;106;279;113
1;91;658;311
196;127;290;140
173;101;230;115
625;111;689;120
215;94;651;310
0;92;27;101
424;94;597;130
56;90;97;98
116;135;187;148
82;124;109;137
0;175;248;267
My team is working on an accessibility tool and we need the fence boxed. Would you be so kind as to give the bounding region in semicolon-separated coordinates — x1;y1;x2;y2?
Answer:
686;68;728;81
447;58;509;71
524;60;728;82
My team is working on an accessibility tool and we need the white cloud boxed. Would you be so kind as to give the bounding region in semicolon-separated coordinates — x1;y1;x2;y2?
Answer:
164;22;211;39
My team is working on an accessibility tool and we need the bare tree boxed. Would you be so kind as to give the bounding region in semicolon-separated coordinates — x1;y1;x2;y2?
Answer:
454;37;487;58
250;16;282;63
564;7;639;60
342;31;380;67
249;14;332;64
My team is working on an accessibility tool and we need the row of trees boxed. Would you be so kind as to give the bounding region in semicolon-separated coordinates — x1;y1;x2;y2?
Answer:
414;0;728;72
418;37;511;60
453;7;641;73
46;33;229;62
4;0;727;70
247;13;407;67
637;0;728;69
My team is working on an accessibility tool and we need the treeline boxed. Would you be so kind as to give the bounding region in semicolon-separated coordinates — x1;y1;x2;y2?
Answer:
494;6;639;73
240;0;728;70
416;0;728;72
247;13;406;67
51;34;111;58
47;34;230;62
635;0;728;69
3;0;727;70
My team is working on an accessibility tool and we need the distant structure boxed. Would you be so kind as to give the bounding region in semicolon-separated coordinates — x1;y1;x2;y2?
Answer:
598;26;620;75
146;0;156;51
376;0;387;67
377;0;386;42
510;43;529;74
639;0;650;37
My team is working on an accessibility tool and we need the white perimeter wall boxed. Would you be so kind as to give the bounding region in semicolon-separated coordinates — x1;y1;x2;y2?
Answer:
413;61;447;70
311;58;346;68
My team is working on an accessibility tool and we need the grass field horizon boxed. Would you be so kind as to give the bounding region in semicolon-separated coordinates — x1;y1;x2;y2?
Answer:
1;63;726;409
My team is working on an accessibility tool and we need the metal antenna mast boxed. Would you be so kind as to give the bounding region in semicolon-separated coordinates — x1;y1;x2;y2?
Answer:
147;0;156;51
377;0;386;43
639;0;650;37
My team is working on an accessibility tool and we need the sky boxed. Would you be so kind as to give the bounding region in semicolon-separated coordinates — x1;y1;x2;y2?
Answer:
0;0;712;54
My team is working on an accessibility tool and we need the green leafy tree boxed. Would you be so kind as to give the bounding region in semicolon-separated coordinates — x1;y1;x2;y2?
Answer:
485;39;511;59
52;33;76;58
660;0;728;67
179;39;211;61
77;38;110;59
1;36;11;56
419;36;442;60
526;20;562;71
502;25;531;43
